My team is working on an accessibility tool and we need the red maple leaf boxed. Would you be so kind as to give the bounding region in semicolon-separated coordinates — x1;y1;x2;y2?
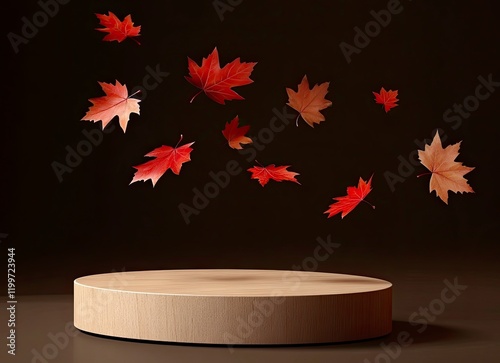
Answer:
417;131;475;204
95;12;141;44
185;47;257;104
248;164;300;187
222;116;253;149
286;75;332;127
130;136;194;187
81;80;140;133
373;87;399;112
324;175;375;219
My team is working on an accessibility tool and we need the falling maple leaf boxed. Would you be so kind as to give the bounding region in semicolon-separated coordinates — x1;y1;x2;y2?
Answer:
286;75;332;127
81;80;140;133
130;135;194;187
247;163;300;187
185;47;257;104
222;116;252;149
373;87;399;112
324;175;375;219
417;132;474;204
95;12;141;44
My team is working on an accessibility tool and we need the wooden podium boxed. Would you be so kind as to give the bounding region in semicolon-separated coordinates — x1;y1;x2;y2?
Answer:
74;269;392;345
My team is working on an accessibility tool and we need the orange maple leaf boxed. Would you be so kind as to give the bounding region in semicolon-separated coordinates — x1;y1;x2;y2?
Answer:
222;116;252;149
130;135;194;187
286;75;332;127
248;164;300;187
185;47;257;104
373;87;399;112
95;12;141;44
417;132;474;204
81;80;140;133
324;175;375;219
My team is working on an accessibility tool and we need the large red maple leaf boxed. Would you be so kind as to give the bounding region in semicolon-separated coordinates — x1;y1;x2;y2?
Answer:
417;131;474;204
286;75;332;127
248;164;300;187
130;136;194;187
185;47;257;104
373;87;399;112
81;80;140;133
222;116;252;149
95;12;141;44
324;175;375;219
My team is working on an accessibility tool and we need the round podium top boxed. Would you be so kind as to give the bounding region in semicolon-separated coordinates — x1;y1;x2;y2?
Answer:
74;269;391;297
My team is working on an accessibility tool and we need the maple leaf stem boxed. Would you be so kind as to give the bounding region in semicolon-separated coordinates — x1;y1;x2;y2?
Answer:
129;89;142;98
189;91;203;104
362;199;376;210
255;160;263;167
175;134;184;148
295;114;300;127
130;37;141;46
416;172;432;178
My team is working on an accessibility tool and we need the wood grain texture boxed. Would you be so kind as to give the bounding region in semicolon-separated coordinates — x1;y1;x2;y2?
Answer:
74;269;392;345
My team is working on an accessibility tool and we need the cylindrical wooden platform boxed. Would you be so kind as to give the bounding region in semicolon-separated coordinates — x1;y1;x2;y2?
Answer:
74;269;392;345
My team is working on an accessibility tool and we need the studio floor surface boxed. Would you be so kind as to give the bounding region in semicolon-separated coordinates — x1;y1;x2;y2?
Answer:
2;272;499;363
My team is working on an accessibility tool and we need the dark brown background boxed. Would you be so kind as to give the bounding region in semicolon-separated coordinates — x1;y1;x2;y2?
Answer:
2;1;500;362
2;0;499;293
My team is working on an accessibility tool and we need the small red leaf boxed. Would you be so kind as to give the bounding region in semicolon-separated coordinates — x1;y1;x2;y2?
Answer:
130;136;194;187
373;87;399;112
324;175;374;219
248;164;300;187
222;116;253;149
95;12;141;44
